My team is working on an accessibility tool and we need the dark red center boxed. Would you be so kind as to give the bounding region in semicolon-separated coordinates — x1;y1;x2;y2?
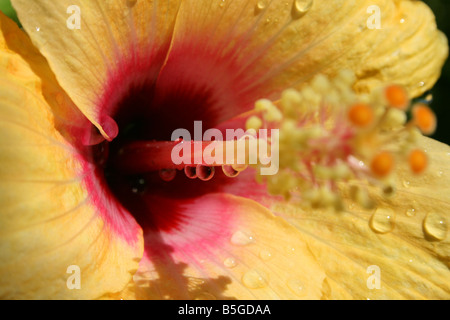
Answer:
91;37;263;233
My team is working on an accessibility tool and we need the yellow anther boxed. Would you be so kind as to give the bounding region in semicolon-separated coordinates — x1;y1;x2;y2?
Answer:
349;186;375;209
281;88;302;118
336;69;356;86
384;84;409;110
311;74;331;94
332;163;352;180
255;99;275;112
370;151;394;177
255;99;283;122
301;86;321;106
347;103;374;128
264;104;283;122
408;149;428;174
381;108;407;130
251;71;431;210
412;103;437;135
245;115;263;131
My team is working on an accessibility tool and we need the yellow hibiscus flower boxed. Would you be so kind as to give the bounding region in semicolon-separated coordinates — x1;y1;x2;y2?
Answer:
0;0;448;300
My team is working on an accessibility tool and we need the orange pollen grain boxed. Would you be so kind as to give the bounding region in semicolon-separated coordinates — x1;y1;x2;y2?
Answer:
408;149;427;174
371;152;394;177
412;104;437;135
348;103;374;127
385;85;409;110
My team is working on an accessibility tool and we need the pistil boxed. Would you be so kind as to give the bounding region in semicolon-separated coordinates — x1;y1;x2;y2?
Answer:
111;138;264;179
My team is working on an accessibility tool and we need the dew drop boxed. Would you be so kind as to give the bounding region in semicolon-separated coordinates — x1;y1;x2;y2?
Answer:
232;163;248;172
224;257;237;268
159;169;177;182
194;292;216;300
242;270;268;289
255;0;267;14
287;278;306;296
369;207;395;234
231;230;254;246
197;165;215;181
292;0;313;19
35;27;40;32
259;249;273;261
286;246;296;254
222;165;239;178
423;213;447;241
184;166;198;179
405;208;416;217
402;180;410;188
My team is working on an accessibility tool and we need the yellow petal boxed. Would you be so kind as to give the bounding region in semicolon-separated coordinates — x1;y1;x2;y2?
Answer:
0;13;143;299
130;194;327;300
171;0;447;99
12;0;446;137
10;0;181;139
273;136;450;299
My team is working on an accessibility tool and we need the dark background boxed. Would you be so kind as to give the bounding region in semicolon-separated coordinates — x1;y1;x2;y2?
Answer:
423;0;450;145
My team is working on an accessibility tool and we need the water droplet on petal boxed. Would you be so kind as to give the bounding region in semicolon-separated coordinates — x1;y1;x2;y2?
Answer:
224;257;237;268
370;207;395;234
402;180;410;188
286;246;296;254
232;163;248;172
194;292;216;300
255;0;267;14
423;213;447;241
242;270;268;289
231;230;254;246
35;27;40;32
184;166;198;179
259;249;273;261
222;165;239;178
292;0;313;19
159;169;176;182
405;208;416;217
197;165;215;181
287;278;306;296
